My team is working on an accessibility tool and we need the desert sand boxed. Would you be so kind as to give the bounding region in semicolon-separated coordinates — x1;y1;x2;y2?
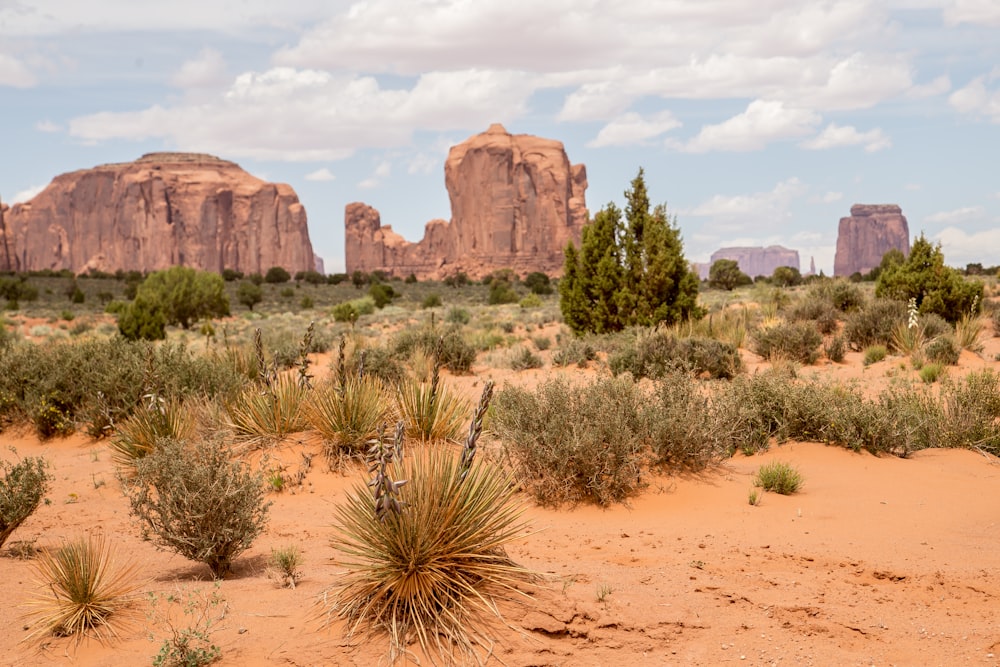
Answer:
2;338;999;667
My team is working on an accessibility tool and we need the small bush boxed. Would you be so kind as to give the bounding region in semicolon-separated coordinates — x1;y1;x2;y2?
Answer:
519;293;543;308
552;338;596;368
920;363;944;383
124;438;271;578
421;293;442;309
392;324;476;374
395;379;469;443
754;461;803;495
610;331;742;379
306;376;392;459
844;299;906;350
445;307;470;325
343;346;405;386
824;335;846;363
647;372;725;469
0;451;50;549
863;344;887;365
268;546;303;589
531;335;552;351
226;374;309;444
509;347;542;370
149;585;226;667
925;334;960;365
751;321;822;364
24;534;140;643
992;308;1000;337
110;397;196;474
264;266;291;284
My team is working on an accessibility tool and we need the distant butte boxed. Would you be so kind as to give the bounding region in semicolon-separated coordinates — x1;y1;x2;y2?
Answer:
344;124;588;280
0;152;317;275
833;204;910;277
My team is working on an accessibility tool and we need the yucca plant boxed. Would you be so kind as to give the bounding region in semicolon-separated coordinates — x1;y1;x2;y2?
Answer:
955;312;984;353
227;373;309;444
326;382;533;664
109;396;196;474
23;533;141;643
395;379;468;443
305;375;392;460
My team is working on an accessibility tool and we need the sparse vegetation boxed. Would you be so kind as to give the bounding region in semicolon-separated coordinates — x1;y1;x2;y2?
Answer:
754;461;803;495
0;451;50;549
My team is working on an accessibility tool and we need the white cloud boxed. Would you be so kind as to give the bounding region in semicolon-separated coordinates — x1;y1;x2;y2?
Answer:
587;111;681;148
35;120;61;132
10;184;45;204
676;100;820;153
908;75;951;98
821;191;844;203
800;123;891;152
304;168;336;182
943;0;1000;27
949;76;1000;122
359;160;392;189
68;67;536;161
685;177;807;232
924;205;986;225
170;48;228;89
0;52;36;87
407;153;437;175
934;226;1000;266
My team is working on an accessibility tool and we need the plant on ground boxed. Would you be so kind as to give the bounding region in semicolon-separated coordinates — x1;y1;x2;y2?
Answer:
264;266;291;284
149;584;226;667
123;437;271;579
23;533;140;643
227;372;309;444
306;375;393;461
748;488;761;506
824;335;846;363
552;337;597;367
751;320;822;364
119;267;230;340
992;308;1000;337
609;330;742;379
268;546;302;589
646;371;725;469
863;345;887;366
445;306;470;324
954;310;984;353
327;383;532;665
492;376;648;506
753;461;803;495
392;324;476;374
920;363;944;383
109;396;196;474
421;293;442;309
925;334;960;365
509;346;543;370
708;258;752;290
0;450;50;549
937;370;1000;454
844;299;906;350
395;377;468;443
531;335;552;351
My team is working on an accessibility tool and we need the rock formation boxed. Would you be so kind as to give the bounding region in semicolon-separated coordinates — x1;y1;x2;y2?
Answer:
1;153;316;275
833;204;910;277
709;246;800;279
345;124;588;279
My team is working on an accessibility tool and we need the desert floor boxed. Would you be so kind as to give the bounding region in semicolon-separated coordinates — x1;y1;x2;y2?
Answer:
2;336;1000;667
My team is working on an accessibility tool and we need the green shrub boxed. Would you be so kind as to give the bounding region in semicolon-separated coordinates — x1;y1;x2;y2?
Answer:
343;346;406;386
445;306;470;324
863;344;887;365
531;335;552;351
124;438;271;579
509;347;542;370
751;321;822;364
844;299;906;350
264;266;291;284
369;283;395;309
127;266;230;332
552;338;596;367
937;370;1000;454
646;372;725;469
0;451;50;549
421;293;442;309
920;363;944;383
279;287;295;298
396;379;468;443
392;324;476;374
609;331;742;379
110;398;196;474
305;376;392;459
825;335;846;363
226;373;309;444
524;271;553;295
925;334;960;365
236;281;263;311
519;293;543;308
487;281;519;305
754;461;803;495
491;376;648;506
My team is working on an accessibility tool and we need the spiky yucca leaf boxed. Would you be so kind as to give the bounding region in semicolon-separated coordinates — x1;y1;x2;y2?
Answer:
227;373;308;443
305;376;393;457
24;534;141;644
329;447;531;665
395;380;468;443
109;397;196;473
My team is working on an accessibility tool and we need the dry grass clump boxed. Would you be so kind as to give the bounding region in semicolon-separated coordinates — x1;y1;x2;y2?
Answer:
326;383;533;665
227;373;309;444
754;461;803;495
396;378;468;443
109;396;196;473
306;375;393;462
23;533;140;644
0;451;50;549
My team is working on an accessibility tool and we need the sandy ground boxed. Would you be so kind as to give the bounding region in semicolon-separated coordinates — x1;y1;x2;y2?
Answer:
2;332;1000;666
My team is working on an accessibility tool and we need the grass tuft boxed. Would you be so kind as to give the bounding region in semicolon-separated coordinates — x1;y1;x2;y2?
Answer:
754;461;803;495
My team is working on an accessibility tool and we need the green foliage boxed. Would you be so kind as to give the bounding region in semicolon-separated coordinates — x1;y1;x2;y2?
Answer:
708;259;752;290
487;278;519;305
609;331;742;379
524;271;553;295
646;371;726;469
226;373;309;444
268;546;302;588
445;306;470;324
264;266;291;284
236;281;263;311
551;337;596;367
421;293;442;309
771;266;803;287
492;376;649;506
368;282;396;309
124;438;271;579
110;397;196;474
863;344;888;365
221;268;243;282
305;376;392;459
920;363;944;383
560;168;703;334
925;334;960;365
751;321;822;364
509;346;543;370
442;271;470;287
0;451;50;548
395;379;468;443
294;269;326;285
825;335;846;363
754;461;803;495
844;299;906;350
150;585;225;667
120;267;229;339
519;293;543;308
392;324;476;374
876;234;984;322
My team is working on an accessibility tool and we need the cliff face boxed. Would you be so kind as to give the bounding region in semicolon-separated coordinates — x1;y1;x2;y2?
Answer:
2;152;316;275
709;246;800;279
345;124;588;279
833;204;910;277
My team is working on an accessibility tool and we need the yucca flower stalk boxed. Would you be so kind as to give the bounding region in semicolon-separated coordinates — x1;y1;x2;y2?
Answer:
297;321;315;390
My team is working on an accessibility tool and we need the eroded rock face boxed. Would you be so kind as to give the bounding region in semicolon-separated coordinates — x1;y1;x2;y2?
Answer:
1;153;316;275
833;204;910;277
709;246;800;279
345;124;588;279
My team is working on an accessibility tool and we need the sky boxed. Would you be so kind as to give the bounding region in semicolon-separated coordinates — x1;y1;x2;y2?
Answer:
1;1;999;275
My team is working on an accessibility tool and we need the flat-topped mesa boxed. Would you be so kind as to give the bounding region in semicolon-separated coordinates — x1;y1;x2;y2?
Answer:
345;124;588;280
1;153;315;275
834;203;910;277
710;245;800;279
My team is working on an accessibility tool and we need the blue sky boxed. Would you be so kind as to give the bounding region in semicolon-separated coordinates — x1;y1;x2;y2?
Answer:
1;0;998;274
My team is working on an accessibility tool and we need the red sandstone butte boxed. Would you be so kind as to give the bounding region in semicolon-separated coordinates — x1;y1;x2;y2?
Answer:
0;152;316;275
345;124;588;280
833;204;910;277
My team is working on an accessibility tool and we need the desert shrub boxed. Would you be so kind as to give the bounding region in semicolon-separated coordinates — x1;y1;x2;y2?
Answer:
609;331;742;379
306;376;392;459
815;309;839;335
954;312;984;352
421;293;442;309
236;281;263;311
710;369;796;455
268;546;303;589
221;268;243;282
491;376;648;506
110;397;196;473
149;585;226;667
23;534;140;643
824;335;846;362
487;280;519;305
279;287;295;299
524;271;553;295
0;451;50;549
992;308;1000;337
328;407;530;664
751;321;822;364
343;346;406;386
828;281;865;312
531;335;552;351
332;298;375;323
123;267;230;336
519;293;543;308
787;296;837;323
509;346;543;370
754;461;802;495
919;313;952;339
368;283;396;309
925;334;960;365
937;370;1000;454
863;344;887;365
124;437;270;578
226;373;309;444
395;379;468;443
392;324;476;374
264;266;291;284
445;307;470;325
552;338;596;367
646;372;725;469
844;299;906;349
920;363;944;383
